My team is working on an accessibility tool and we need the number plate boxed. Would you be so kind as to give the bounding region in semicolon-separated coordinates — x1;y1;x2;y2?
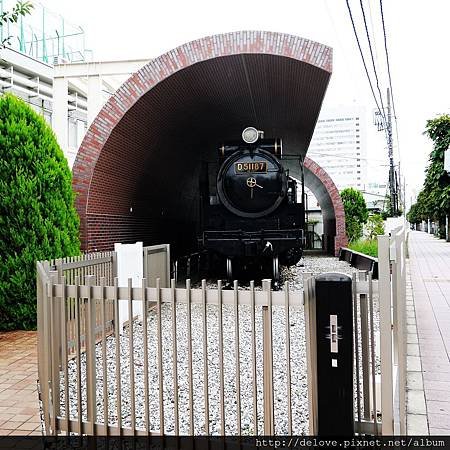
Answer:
234;161;267;173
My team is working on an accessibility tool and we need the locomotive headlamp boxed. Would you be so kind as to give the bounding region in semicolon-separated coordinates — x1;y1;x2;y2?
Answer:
242;127;260;144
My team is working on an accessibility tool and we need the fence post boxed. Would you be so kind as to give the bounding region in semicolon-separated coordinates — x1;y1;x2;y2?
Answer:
262;279;274;435
142;247;148;283
85;275;97;435
304;273;319;435
445;214;450;242
314;272;354;435
48;270;60;435
396;228;407;434
378;234;394;435
54;258;63;370
37;262;51;434
359;271;371;420
112;251;118;278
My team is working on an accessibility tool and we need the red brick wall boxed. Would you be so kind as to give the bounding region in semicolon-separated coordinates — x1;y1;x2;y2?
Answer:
304;157;348;255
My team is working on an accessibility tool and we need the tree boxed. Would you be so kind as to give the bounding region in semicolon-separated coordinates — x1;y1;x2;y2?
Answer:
0;94;80;330
407;114;450;228
1;1;33;46
366;213;385;240
340;187;369;242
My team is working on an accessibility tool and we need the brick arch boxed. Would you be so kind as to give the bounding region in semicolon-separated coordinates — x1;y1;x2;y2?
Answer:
72;31;333;252
303;157;347;255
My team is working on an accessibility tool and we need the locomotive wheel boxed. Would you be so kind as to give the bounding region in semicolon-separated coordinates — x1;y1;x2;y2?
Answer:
279;246;303;266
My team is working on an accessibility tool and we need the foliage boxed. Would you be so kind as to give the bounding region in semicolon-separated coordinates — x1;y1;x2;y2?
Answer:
340;187;369;242
382;194;403;219
1;1;34;46
407;115;450;224
0;94;80;330
348;239;378;258
366;213;385;240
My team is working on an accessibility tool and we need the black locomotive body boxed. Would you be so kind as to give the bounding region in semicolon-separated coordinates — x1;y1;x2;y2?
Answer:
198;128;305;280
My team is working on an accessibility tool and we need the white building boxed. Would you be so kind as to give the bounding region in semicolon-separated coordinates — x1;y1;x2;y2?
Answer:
307;105;368;191
303;106;369;246
0;1;148;168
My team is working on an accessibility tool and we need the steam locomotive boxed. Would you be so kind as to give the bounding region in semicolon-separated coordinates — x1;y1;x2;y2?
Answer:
198;127;305;280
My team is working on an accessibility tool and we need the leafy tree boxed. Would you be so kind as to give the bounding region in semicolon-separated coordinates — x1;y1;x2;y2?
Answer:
407;114;450;226
0;94;80;330
366;213;385;240
340;187;368;242
1;1;33;46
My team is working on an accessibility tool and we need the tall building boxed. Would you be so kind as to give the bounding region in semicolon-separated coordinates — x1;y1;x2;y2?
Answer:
307;105;368;191
303;106;370;242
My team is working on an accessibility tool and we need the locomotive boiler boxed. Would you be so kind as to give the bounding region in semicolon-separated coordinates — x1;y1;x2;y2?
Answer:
198;127;305;280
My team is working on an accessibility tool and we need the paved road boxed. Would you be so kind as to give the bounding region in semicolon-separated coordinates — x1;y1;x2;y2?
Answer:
409;231;450;434
0;331;41;436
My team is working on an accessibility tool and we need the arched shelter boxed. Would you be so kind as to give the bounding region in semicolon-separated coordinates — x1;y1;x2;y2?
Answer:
73;31;346;256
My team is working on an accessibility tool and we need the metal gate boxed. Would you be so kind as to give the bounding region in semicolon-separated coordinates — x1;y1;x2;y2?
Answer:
37;226;406;436
37;265;304;435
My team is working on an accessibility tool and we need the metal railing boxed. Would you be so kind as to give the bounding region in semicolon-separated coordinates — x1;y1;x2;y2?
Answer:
36;227;406;436
46;253;117;358
37;265;304;436
304;270;381;435
303;224;407;435
378;225;407;434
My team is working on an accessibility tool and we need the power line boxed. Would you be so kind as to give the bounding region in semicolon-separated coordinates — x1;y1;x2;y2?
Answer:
359;0;387;118
305;150;388;165
379;0;402;167
366;0;380;64
379;0;398;122
345;0;387;128
379;0;403;212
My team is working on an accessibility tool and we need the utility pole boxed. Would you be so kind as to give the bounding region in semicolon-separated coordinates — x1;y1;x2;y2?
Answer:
387;87;397;216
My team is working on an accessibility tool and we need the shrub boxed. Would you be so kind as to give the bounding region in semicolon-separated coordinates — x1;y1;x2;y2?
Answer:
366;213;385;240
340;187;369;242
348;239;378;257
0;94;80;330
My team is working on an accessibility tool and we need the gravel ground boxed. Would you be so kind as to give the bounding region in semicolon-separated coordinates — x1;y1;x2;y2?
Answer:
60;255;379;435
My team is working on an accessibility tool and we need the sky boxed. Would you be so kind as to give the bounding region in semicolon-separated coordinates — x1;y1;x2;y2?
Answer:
39;0;450;207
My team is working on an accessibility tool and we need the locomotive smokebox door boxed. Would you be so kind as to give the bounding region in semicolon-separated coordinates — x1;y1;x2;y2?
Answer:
315;272;354;436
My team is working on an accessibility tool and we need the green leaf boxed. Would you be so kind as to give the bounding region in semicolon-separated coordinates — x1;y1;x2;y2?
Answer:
0;94;80;331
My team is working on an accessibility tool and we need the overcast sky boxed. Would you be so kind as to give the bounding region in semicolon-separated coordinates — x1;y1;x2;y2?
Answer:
40;0;450;205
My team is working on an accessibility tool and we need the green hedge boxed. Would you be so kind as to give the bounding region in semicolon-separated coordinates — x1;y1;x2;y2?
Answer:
0;94;80;330
348;239;378;258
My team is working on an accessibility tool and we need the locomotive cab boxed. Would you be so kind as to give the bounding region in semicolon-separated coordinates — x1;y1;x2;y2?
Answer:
198;127;305;280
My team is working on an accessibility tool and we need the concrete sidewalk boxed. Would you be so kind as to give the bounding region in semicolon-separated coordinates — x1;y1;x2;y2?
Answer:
409;231;450;434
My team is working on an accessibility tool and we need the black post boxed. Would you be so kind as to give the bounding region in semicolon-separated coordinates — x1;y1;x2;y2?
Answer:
315;272;354;435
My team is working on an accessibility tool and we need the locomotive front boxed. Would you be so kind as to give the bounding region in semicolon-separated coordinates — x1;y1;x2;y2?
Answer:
199;127;305;280
217;144;286;218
